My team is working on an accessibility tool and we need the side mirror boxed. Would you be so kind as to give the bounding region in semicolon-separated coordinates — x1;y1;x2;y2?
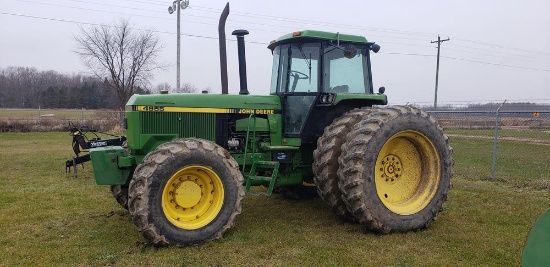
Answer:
378;86;385;94
370;43;381;53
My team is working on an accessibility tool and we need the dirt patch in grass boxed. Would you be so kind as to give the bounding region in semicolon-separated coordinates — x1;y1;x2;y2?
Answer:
447;134;550;146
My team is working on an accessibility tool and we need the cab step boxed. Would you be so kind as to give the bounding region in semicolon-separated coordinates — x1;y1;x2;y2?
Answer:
245;160;280;196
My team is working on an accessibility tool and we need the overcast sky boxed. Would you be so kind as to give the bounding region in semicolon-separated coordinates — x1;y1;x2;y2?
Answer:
1;0;549;105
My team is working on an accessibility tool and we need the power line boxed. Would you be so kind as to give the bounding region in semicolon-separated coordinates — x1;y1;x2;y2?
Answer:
116;0;166;5
453;36;550;57
9;0;445;51
58;0;167;14
12;0;550;62
112;1;550;61
0;11;268;45
13;0;174;21
2;11;549;74
191;2;550;57
189;4;438;38
8;0;290;35
379;52;435;57
176;3;550;58
444;47;550;65
380;50;550;72
12;0;442;42
447;43;550;62
13;0;548;63
440;56;550;72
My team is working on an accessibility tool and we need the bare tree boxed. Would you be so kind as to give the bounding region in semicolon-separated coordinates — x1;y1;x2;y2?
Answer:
175;82;198;93
155;82;172;93
74;19;163;110
155;82;198;94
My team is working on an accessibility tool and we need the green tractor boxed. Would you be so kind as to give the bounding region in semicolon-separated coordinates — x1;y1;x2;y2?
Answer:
68;4;453;246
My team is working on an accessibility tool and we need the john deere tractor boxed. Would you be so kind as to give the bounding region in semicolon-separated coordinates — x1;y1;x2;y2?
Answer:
68;4;453;246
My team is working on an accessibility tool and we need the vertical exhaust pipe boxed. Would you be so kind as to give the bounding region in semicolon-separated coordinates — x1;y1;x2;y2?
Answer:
232;29;249;95
218;3;229;94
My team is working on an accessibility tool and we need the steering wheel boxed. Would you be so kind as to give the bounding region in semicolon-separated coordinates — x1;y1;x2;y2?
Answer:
289;70;309;80
289;70;309;92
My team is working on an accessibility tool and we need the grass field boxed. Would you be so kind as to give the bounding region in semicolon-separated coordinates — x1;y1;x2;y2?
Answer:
1;132;549;266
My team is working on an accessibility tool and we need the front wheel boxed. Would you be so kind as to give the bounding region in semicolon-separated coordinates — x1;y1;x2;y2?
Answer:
128;138;244;246
338;106;453;233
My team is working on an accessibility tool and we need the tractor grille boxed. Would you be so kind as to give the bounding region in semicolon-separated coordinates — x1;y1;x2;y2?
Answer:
139;112;216;141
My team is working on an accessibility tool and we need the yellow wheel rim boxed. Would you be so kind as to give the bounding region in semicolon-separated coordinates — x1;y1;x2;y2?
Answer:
375;130;440;215
162;166;224;230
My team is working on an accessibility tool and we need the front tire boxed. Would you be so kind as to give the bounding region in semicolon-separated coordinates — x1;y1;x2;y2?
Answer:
338;106;453;233
128;138;244;246
110;184;129;210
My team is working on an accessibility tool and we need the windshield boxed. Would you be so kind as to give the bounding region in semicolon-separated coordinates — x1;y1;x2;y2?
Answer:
270;43;320;94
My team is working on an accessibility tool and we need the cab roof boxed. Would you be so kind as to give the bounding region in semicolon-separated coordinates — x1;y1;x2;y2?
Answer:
267;30;369;50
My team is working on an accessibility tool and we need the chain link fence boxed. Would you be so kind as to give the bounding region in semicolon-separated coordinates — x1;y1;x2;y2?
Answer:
430;110;550;188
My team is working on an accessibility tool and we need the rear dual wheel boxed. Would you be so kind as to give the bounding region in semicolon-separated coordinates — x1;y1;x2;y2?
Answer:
312;108;372;220
314;106;452;232
338;106;453;232
128;138;244;246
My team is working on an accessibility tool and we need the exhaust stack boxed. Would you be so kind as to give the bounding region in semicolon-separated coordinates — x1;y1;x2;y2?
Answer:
218;3;229;94
232;29;249;95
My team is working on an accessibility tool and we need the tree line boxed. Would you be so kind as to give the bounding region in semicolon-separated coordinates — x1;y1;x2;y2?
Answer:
0;66;203;110
1;20;206;110
0;66;152;109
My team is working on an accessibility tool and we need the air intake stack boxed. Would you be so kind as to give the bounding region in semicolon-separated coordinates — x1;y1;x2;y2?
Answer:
232;29;250;95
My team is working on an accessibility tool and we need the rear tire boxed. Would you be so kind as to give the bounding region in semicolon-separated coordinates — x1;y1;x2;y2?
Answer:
312;108;372;221
110;184;129;210
128;138;244;246
338;106;453;233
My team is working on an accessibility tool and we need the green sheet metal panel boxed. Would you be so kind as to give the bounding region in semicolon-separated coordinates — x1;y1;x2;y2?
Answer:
127;93;281;111
523;208;550;266
235;117;270;132
89;146;131;185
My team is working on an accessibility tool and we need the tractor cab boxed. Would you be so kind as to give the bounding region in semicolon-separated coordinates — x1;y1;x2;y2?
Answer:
267;30;384;140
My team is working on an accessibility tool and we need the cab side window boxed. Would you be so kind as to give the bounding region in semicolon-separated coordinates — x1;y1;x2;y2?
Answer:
323;46;370;94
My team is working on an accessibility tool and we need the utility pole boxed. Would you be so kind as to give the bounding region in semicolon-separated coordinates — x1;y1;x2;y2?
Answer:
431;35;450;109
168;0;189;91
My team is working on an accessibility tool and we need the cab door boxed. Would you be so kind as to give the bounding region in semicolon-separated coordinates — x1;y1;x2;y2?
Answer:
270;43;321;136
